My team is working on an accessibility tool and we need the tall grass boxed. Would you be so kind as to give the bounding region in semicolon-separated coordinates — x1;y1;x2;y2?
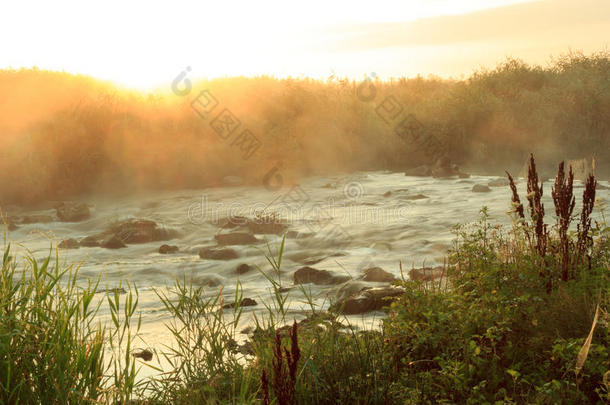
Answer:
0;245;140;404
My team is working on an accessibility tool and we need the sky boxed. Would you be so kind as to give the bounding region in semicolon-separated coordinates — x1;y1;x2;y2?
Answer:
0;0;608;89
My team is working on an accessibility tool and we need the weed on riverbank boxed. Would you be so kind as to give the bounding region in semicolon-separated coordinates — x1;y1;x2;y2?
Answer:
1;158;609;403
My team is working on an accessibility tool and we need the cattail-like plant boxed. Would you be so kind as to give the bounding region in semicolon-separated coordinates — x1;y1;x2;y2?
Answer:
288;320;301;386
261;369;270;405
526;154;548;259
551;161;575;281
576;173;597;269
270;320;301;405
506;170;525;220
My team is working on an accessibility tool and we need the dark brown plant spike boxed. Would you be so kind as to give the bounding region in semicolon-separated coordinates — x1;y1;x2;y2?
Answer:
288;320;301;385
269;323;300;405
576;173;597;270
272;330;289;405
526;154;548;259
525;154;550;290
552;162;575;281
506;171;524;219
261;369;270;405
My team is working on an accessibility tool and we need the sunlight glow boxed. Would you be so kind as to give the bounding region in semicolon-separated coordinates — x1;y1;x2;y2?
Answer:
1;0;607;88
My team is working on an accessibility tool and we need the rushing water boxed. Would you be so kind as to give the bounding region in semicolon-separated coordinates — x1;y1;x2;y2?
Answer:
4;171;609;376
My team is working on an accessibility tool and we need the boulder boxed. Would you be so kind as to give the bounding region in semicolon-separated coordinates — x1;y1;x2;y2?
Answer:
56;202;90;222
360;267;396;282
223;297;257;309
472;184;492;193
199;247;239;260
383;191;392;197
430;157;462;178
335;280;369;301
431;166;458;178
293;266;350;285
58;238;80;249
235;263;254;274
330;286;404;314
409;266;445;281
215;232;260;246
80;235;101;247
133;349;153;361
196;275;223;287
159;244;179;254
108;219;176;244
246;221;288;235
488;178;510;187
101;235;126;249
405;165;432;177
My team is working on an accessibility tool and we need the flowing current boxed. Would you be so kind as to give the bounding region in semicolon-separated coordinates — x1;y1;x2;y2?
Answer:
5;171;609;375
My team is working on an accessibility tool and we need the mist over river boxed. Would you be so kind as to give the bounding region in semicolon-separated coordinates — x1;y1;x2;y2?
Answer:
4;170;609;375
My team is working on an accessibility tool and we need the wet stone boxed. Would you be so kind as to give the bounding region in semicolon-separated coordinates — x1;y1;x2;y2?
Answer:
215;232;260;246
360;267;396;282
56;202;90;222
472;184;492;193
235;263;254;274
199;247;239;260
59;238;80;249
223;297;258;309
293;266;350;285
159;244;179;254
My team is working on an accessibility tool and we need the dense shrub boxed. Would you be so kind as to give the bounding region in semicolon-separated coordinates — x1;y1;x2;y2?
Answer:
1;51;610;204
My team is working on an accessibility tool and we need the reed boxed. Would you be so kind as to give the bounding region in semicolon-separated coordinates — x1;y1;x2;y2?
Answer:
0;245;139;404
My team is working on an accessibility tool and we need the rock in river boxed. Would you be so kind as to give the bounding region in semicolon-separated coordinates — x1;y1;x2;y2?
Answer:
293;266;350;285
56;202;90;222
199;247;239;260
108;219;177;244
472;184;492;193
159;244;179;254
80;235;100;247
59;238;80;249
330;286;404;314
223;297;258;309
215;232;260;246
360;267;396;282
101;235;126;249
235;263;254;274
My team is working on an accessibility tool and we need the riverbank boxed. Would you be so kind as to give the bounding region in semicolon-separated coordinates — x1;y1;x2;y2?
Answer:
1;159;608;403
